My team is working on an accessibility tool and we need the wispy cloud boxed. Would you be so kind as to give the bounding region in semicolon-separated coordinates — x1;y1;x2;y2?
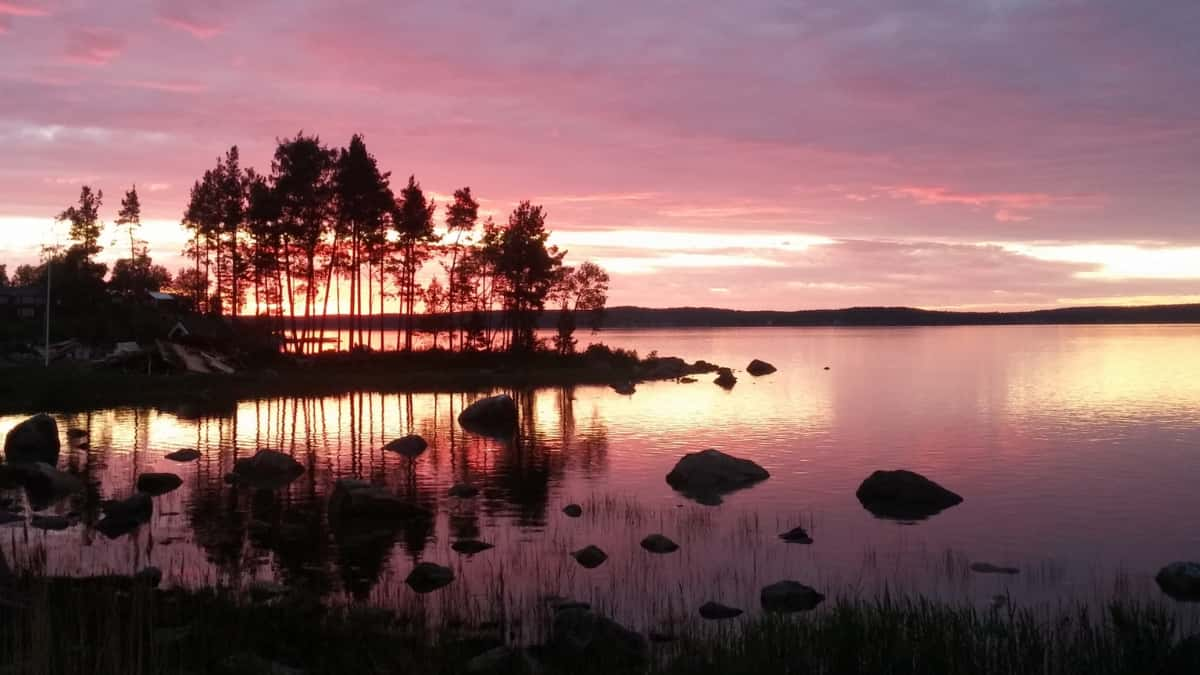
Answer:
64;28;125;65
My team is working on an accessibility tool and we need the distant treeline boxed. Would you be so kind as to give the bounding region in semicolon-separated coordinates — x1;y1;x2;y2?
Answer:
261;303;1200;332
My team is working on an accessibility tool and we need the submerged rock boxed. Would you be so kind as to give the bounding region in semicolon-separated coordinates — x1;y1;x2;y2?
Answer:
164;449;201;462
329;479;431;521
452;539;495;555
458;394;518;436
1156;562;1200;601
970;562;1020;575
406;562;455;593
448;483;480;498
65;428;88;440
855;469;963;520
779;526;813;544
136;472;183;496
96;493;153;539
713;368;737;389
562;503;583;518
665;449;769;503
4;414;61;465
572;545;608;569
746;359;777;376
384;434;428;458
231;450;304;489
548;607;648;669
699;601;743;620
760;581;824;613
640;534;679;554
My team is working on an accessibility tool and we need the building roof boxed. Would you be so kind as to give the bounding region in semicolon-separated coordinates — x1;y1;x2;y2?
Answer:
147;291;177;301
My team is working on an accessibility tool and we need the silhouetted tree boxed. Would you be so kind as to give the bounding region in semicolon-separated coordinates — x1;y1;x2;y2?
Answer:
486;201;564;351
57;186;104;259
443;186;479;348
13;264;39;287
392;175;438;351
334;135;393;349
550;261;610;353
169;267;209;307
115;185;142;261
110;257;171;298
0;265;8;288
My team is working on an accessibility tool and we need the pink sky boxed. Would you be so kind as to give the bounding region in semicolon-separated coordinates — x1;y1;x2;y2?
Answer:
2;0;1199;310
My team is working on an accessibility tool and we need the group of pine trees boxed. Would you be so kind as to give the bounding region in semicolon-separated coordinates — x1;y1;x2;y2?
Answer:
174;133;610;353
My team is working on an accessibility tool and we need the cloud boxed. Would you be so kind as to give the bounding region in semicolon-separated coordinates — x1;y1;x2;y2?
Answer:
0;2;49;17
64;28;125;65
114;79;206;94
156;14;221;39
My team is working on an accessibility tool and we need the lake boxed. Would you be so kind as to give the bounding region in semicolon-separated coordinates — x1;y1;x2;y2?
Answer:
3;325;1200;633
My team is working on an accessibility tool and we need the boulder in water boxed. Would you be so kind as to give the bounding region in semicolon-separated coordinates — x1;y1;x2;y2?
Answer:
562;503;583;518
970;562;1019;575
452;539;494;555
65;428;88;440
855;469;963;520
458;394;518;436
406;562;454;593
572;545;608;569
97;493;153;539
610;382;636;395
760;580;825;613
666;449;769;503
231;450;304;489
385;434;428;458
746;359;777;376
164;449;201;462
713;368;737;389
548;607;648;669
640;534;679;554
4;414;61;465
779;526;813;544
136;472;183;496
1156;562;1200;601
699;601;743;620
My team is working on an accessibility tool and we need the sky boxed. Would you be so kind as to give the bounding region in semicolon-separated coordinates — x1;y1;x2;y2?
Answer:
1;0;1198;311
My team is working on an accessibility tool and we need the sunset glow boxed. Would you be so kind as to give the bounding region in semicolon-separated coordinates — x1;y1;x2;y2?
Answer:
2;1;1199;310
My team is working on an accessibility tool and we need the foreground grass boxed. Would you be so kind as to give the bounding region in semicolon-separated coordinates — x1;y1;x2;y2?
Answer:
1;576;1197;675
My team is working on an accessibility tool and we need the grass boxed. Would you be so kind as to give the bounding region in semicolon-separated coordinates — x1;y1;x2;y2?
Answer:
1;572;1197;675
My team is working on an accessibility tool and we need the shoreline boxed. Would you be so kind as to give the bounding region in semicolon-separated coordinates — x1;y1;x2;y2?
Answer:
0;349;718;415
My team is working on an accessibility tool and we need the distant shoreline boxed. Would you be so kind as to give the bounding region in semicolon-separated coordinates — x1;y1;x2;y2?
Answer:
257;303;1200;331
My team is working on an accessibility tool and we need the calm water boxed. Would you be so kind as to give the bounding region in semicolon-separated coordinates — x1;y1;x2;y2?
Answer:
3;325;1200;631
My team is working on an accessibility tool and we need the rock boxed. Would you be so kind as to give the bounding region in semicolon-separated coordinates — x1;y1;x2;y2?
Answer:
562;503;583;518
823;366;831;371
452;539;494;555
779;526;813;544
1156;561;1200;601
164;449;201;462
4;414;61;465
96;493;153;539
713;368;737;389
679;377;698;384
746;359;777;376
665;449;769;503
384;434;428;458
406;562;454;593
640;534;679;554
136;472;183;496
65;428;88;440
30;514;71;531
448;483;479;498
231;450;304;489
572;545;608;569
855;469;964;520
610;382;636;395
136;566;163;587
699;601;743;620
329;479;431;521
548;607;648;669
970;562;1019;575
458;394;518;436
760;581;825;613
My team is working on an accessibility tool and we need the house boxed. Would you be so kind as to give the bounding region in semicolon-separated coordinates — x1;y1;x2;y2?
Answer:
0;286;46;321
